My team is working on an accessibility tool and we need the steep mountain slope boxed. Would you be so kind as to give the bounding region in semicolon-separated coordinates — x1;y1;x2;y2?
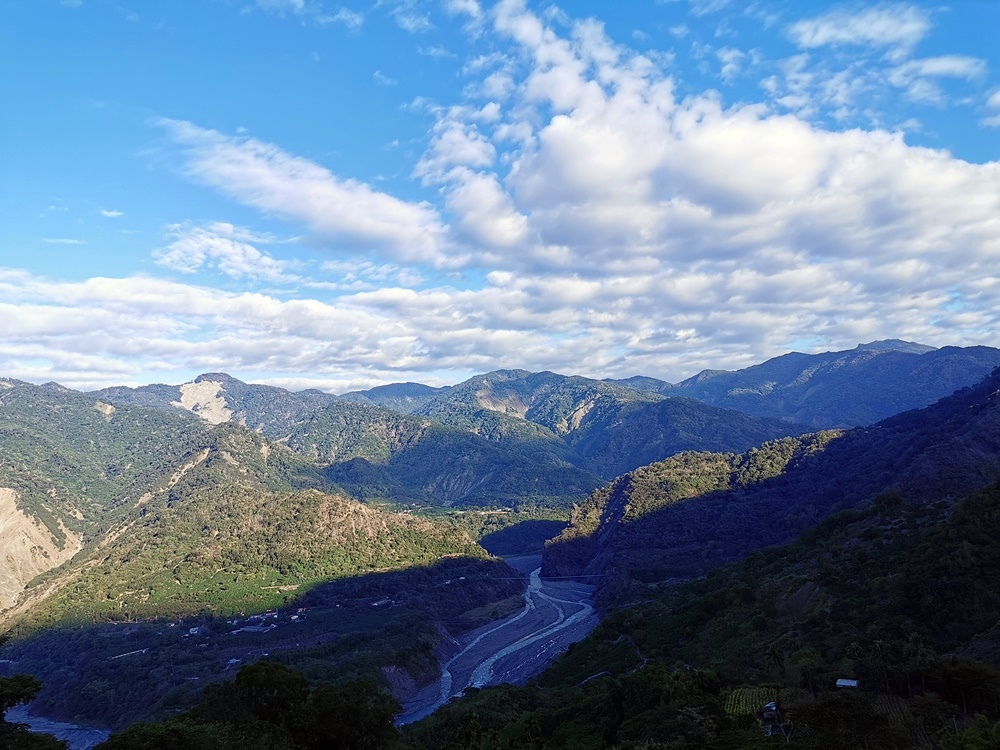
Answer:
412;369;809;480
13;423;484;626
96;375;602;508
0;381;218;608
546;365;1000;599
406;474;1000;750
338;382;447;414
562;396;810;479
667;341;1000;427
95;373;338;436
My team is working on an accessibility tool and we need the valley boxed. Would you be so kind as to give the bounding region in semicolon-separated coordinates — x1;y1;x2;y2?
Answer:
2;340;1000;748
397;554;598;725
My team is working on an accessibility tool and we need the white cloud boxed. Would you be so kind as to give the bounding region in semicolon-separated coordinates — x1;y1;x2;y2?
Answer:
984;90;1000;127
158;118;451;266
153;223;295;282
444;0;482;19
322;8;364;29
99;209;124;218
15;3;1000;391
378;0;433;33
373;69;398;86
43;238;86;245
418;45;455;59
256;0;306;15
888;55;987;104
788;4;930;60
716;47;745;82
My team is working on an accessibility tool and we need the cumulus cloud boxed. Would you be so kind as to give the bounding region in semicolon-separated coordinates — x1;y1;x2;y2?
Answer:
18;3;999;390
158;118;451;266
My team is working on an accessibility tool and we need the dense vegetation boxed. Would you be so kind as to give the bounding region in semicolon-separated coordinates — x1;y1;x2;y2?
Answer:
408;369;808;480
399;480;1000;749
5;556;522;730
0;382;209;541
6;351;1000;747
547;366;1000;604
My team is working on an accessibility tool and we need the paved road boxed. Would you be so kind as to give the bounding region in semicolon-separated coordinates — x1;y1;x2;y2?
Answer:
397;556;598;725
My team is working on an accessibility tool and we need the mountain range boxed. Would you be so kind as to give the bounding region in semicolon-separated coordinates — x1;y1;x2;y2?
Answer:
3;339;1000;744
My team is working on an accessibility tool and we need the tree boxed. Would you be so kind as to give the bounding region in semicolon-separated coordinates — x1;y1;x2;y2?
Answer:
0;675;67;750
304;680;400;750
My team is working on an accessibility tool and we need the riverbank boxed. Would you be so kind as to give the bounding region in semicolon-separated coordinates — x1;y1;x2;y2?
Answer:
7;705;110;750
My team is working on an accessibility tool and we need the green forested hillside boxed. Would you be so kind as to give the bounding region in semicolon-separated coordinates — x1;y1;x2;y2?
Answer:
398;371;1000;749
412;369;809;480
401;478;1000;749
338;382;446;413
546;366;1000;601
13;422;484;627
94;373;338;438
0;381;209;541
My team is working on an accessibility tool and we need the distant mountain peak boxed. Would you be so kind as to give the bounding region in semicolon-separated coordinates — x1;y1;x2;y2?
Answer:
193;372;242;386
854;339;936;354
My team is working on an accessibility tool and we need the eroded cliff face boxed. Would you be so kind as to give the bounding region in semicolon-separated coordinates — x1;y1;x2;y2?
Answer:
171;380;232;424
0;488;81;610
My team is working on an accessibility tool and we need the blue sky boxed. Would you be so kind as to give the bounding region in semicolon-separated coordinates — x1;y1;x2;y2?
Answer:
2;0;999;391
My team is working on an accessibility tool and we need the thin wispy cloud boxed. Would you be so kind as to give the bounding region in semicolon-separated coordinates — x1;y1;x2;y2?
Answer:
157;118;451;267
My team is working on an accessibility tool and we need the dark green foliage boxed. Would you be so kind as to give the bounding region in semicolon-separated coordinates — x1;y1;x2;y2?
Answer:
8;557;521;730
400;371;1000;749
338;382;446;414
0;382;209;539
0;674;42;715
96;662;400;750
549;367;1000;600
96;373;339;439
0;674;67;749
412;369;809;481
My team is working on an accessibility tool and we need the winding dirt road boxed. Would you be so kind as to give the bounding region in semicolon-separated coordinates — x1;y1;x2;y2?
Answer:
397;555;598;725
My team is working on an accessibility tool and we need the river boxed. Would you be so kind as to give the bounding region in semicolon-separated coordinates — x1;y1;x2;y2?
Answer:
7;705;110;749
396;554;599;725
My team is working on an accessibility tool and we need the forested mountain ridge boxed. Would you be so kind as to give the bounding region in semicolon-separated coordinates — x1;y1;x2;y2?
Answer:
546;364;1000;605
665;341;1000;427
406;369;809;479
405;470;1000;749
338;382;446;413
12;421;485;627
93;369;812;490
94;372;339;436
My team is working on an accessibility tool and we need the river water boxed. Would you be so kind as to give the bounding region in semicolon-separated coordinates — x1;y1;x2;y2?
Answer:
396;554;598;725
7;705;110;749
